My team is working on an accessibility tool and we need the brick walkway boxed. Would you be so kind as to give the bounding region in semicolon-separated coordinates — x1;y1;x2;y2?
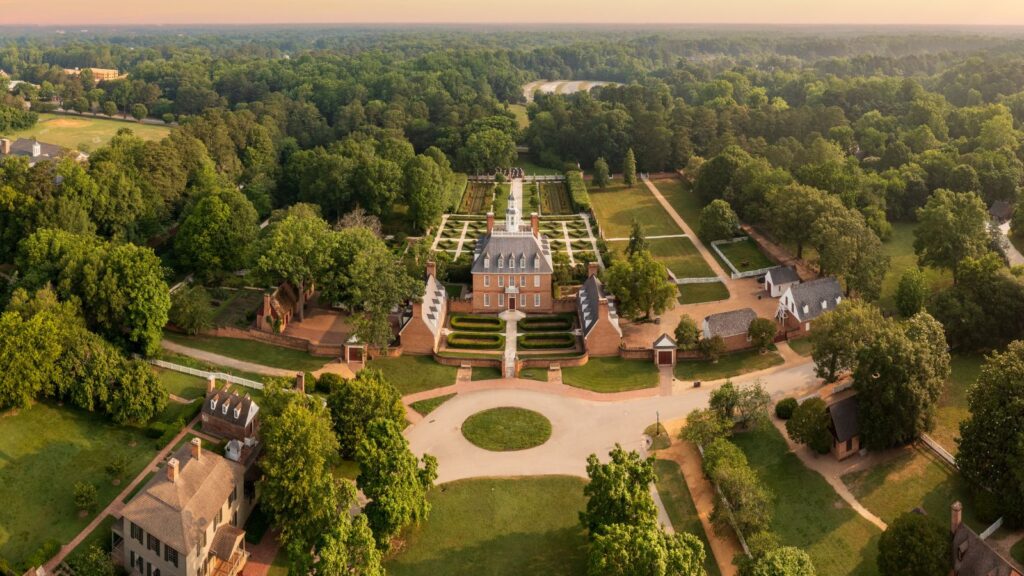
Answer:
240;529;281;576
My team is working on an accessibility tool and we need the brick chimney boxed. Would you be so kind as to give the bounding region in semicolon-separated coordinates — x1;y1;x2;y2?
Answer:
295;372;305;394
426;260;437;279
207;375;216;393
486;212;495;234
588;262;599;278
166;458;179;483
0;138;10;155
951;501;963;534
531;212;540;238
190;437;202;461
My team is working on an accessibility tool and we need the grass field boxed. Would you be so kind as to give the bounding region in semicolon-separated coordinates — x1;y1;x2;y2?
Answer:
787;337;814;357
367;356;458;395
590;182;682;238
714;238;775;273
471;367;503;381
385;477;588;576
2;113;169;151
651;178;705;229
156;351;270;389
732;427;881;576
514;153;561;176
841;445;986;531
930;353;984;454
155;368;207;400
674;348;784;382
0;403;156;568
508;104;530;130
646;236;715;278
410;394;456;416
560;357;659;392
162;332;326;372
461;407;552;451
677;282;730;305
653;460;722;576
877;223;952;315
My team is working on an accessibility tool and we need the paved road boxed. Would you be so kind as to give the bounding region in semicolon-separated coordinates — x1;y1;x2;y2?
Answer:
406;360;818;483
1000;222;1024;266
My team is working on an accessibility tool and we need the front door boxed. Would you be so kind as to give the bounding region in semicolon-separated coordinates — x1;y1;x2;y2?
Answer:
509;296;516;310
657;350;673;366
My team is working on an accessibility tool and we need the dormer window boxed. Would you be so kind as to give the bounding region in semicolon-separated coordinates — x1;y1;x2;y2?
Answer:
510;256;515;270
821;300;828;310
233;406;241;419
210;398;218;411
836;296;842;305
484;255;490;269
222;402;230;415
802;304;810;315
520;255;526;269
534;255;540;269
498;257;504;269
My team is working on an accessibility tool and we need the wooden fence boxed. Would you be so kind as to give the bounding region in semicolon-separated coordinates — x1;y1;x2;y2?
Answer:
149;358;265;390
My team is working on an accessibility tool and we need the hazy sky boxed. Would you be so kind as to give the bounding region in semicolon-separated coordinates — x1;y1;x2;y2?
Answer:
2;0;1024;26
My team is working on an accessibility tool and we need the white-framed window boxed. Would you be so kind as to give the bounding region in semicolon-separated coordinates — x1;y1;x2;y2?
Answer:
534;294;541;307
520;256;526;268
510;256;515;270
498;257;504;269
499;294;505;307
498;276;504;288
508;275;513;286
520;275;526;287
534;255;540;269
534;275;540;288
484;294;491;307
484;275;490;287
484;255;490;269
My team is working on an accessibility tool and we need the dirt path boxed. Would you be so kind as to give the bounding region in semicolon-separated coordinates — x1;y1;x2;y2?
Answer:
642;177;731;282
161;340;304;377
44;415;206;572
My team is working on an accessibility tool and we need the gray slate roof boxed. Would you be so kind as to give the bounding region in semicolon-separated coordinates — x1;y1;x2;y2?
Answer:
828;395;860;442
766;266;800;286
0;138;63;161
786;277;843;322
203;389;259;429
704;308;757;338
472;233;553;274
953;523;1020;576
989;200;1014;223
578;274;621;337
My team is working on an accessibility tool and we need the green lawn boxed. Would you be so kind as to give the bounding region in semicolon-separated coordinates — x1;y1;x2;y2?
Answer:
520;367;549;382
1;113;170;151
155;351;270;390
560;357;659;392
162;332;326;372
650;178;704;230
410;394;457;416
674;348;784;382
514;153;560;176
714;238;775;273
508;104;530;130
385;477;588;576
471;366;503;381
731;427;881;576
677;282;730;305
1013;537;1024;564
647;236;716;279
787;337;814;357
841;445;986;531
589;181;682;238
877;223;953;315
461;407;552;451
492;183;512;217
0;404;158;569
653;460;722;576
366;356;457;395
64;515;117;570
930;353;984;454
155;368;207;400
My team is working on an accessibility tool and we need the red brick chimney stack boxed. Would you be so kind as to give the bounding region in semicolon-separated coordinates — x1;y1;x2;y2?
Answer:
426;260;437;279
486;212;495;233
951;501;962;534
207;375;216;393
190;437;202;461
167;458;179;483
296;372;305;394
531;212;540;238
588;262;599;278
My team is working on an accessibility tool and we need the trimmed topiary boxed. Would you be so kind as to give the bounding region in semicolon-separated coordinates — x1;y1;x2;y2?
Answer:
775;397;798;420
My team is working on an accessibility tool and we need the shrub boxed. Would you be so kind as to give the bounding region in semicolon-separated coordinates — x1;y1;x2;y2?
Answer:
566;170;591;212
785;398;832;454
449;314;504;332
446;332;504;350
73;481;98;512
519;314;575;332
775;397;798;420
518;333;576;349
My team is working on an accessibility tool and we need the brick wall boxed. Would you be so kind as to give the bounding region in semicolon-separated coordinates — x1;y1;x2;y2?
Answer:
205;327;341;357
471;272;553;312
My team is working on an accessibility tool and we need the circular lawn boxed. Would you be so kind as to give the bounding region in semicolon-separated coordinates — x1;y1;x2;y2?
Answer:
460;407;552;451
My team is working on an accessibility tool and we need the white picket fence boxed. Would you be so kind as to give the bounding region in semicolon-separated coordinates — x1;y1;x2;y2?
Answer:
150;358;264;390
710;236;777;279
675;276;722;285
919;433;956;467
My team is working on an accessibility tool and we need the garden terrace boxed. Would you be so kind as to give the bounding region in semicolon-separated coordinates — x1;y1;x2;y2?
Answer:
457;182;495;214
449;314;505;332
446;332;505;350
538;182;574;215
517;332;577;350
519;314;575;332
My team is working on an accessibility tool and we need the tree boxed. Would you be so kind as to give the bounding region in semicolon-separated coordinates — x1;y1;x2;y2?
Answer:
256;206;334;322
106;453;128;484
174;185;260;281
315;515;384;576
785;398;832;454
356;418;437;549
73;545;115;576
168;285;215;335
914;189;990;281
626;220;647;257
130;103;147;121
580;445;657;536
404;155;445;232
854;314;950;449
747;318;777;352
810;300;886;382
699;335;726;362
767;184;835;259
459;128;516;173
698;199;740;242
0;306;63;410
593;157;611;189
674;315;700;351
101;101;117;117
681;408;733;447
343;242;420;349
876;513;949;576
603;250;676;320
261;395;346;563
810;208;889;299
327;369;405;459
956;340;1024;525
107;360;166;425
623;148;637;187
749;547;816;576
73;481;98;512
895;268;927;317
587;523;706;576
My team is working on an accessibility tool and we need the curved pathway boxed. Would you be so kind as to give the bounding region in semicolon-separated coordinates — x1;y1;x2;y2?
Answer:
161;340;307;377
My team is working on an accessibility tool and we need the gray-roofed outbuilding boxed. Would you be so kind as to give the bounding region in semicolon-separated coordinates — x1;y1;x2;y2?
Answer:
702;308;756;339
